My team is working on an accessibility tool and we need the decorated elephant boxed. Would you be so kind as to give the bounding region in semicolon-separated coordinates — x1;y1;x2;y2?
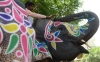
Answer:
33;11;99;62
0;0;99;62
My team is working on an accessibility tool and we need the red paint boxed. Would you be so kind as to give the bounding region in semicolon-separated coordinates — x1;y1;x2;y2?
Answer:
0;30;3;44
5;8;11;13
12;7;23;23
54;22;62;27
20;25;26;33
21;34;28;62
0;0;11;6
39;46;47;53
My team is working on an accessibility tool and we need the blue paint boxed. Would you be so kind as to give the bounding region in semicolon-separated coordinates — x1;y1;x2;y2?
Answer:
88;18;95;21
55;30;60;37
0;12;12;21
24;20;31;27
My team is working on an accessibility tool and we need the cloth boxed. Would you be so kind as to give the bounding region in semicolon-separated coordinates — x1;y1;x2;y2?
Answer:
28;16;34;26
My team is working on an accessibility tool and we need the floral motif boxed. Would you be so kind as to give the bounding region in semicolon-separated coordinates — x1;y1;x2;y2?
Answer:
44;21;63;50
0;0;35;62
33;40;48;56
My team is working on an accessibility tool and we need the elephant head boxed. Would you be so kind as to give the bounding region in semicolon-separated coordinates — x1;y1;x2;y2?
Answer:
33;11;99;61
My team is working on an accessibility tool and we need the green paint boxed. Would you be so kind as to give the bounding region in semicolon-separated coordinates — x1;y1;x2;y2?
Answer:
74;30;80;36
33;48;38;56
5;34;19;54
35;40;39;45
29;37;33;53
81;26;88;29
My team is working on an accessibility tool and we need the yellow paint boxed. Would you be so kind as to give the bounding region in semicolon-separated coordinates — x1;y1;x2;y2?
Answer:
1;23;19;33
27;28;35;36
39;53;42;57
51;41;56;50
63;23;74;35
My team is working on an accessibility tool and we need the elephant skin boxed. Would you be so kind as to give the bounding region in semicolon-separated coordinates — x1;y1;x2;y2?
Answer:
33;11;99;61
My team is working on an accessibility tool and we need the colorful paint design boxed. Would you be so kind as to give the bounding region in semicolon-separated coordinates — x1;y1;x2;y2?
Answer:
55;14;95;37
44;21;63;50
16;50;23;58
21;34;28;62
1;23;19;33
33;40;51;58
44;16;94;50
0;0;35;62
0;28;3;44
5;34;19;54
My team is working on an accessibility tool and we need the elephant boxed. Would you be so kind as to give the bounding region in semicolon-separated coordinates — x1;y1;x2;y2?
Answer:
0;0;99;62
33;11;99;61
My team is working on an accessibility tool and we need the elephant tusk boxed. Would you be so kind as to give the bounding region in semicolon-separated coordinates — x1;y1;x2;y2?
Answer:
81;39;91;48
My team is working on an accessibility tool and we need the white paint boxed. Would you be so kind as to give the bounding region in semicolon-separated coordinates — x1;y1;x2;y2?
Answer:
78;0;100;46
0;47;2;54
13;60;20;62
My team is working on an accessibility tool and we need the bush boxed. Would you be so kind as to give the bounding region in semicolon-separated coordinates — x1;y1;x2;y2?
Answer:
81;47;100;62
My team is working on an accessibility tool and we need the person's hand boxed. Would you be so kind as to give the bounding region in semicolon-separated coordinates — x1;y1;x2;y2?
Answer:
46;14;56;19
49;14;56;19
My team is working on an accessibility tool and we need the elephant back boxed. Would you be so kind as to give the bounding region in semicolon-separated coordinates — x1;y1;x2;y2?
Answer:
0;0;35;62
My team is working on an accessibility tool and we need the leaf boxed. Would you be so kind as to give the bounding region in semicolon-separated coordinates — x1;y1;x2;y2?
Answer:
5;34;19;54
55;38;63;42
54;30;60;37
27;28;35;36
51;41;56;50
33;48;38;56
28;37;33;53
1;23;19;33
39;46;47;53
0;12;13;21
12;7;23;23
20;34;28;61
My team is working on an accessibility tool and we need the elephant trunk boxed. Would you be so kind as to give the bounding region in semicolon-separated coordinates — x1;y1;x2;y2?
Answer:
54;11;99;45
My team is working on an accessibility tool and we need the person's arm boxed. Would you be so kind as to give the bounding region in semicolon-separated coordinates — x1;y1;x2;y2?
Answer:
26;8;46;18
26;8;55;19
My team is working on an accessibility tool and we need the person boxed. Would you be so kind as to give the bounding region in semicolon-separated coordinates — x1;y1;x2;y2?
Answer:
25;1;55;25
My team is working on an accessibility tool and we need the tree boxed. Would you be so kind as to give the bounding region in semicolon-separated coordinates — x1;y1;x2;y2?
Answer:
22;0;82;18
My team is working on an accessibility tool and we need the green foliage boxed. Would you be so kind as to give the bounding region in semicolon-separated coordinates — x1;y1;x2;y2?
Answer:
81;47;100;62
22;0;82;18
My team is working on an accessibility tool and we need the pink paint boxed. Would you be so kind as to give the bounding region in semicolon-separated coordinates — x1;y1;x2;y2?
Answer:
16;50;23;58
54;22;62;27
0;29;3;44
0;0;11;6
55;38;63;42
17;52;21;56
5;8;11;13
21;34;28;62
45;35;54;41
12;7;23;23
12;0;27;16
20;25;27;33
44;21;52;39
